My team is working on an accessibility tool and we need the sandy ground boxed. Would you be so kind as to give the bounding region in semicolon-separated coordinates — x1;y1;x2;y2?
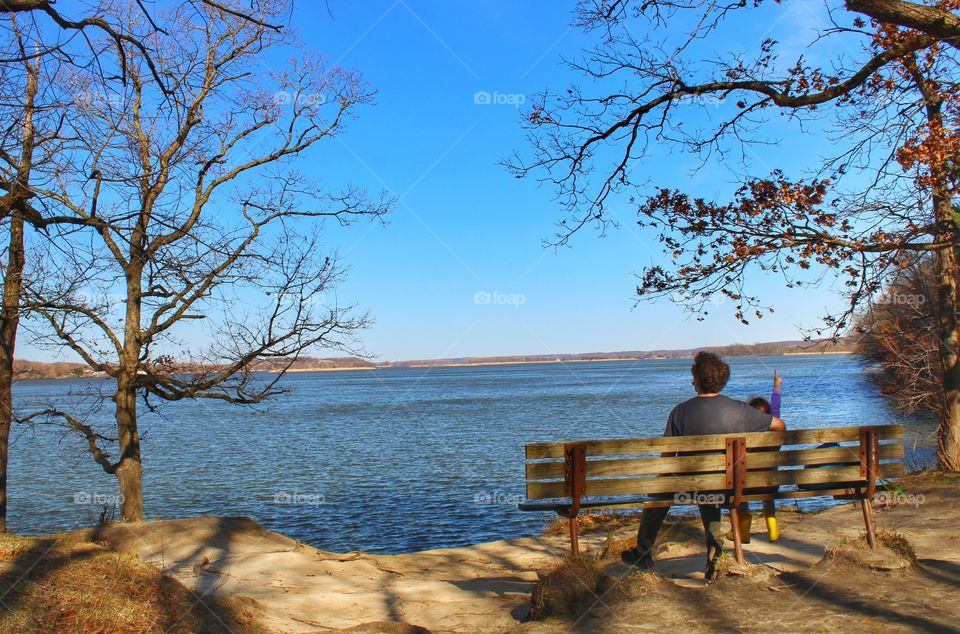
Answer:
64;472;960;633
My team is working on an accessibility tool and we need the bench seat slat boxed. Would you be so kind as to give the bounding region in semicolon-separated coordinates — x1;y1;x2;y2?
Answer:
642;486;874;508
519;485;890;513
517;495;649;513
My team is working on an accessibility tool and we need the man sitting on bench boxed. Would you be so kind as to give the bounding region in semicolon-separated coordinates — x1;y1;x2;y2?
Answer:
620;352;787;580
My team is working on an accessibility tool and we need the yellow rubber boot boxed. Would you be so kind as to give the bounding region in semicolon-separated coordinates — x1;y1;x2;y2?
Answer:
724;509;752;544
766;516;780;542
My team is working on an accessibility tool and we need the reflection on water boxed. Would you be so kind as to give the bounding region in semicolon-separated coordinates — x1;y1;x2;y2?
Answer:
9;355;937;553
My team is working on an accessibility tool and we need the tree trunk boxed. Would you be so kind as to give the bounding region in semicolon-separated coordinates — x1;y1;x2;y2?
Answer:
114;371;144;521
0;56;37;532
910;64;960;472
0;209;25;532
936;238;960;471
114;258;145;522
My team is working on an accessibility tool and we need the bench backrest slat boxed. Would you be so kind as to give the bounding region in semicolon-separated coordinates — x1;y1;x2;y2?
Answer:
746;443;903;469
525;425;903;459
525;443;905;482
746;461;904;489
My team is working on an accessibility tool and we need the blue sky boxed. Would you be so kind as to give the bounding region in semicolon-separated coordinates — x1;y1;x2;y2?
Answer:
22;0;861;363
288;0;856;361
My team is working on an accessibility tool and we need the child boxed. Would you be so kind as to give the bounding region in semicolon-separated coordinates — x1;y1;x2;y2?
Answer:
727;372;782;543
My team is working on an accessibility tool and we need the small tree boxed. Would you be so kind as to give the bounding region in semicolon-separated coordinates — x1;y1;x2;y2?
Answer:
511;0;960;470
26;0;388;522
856;258;942;416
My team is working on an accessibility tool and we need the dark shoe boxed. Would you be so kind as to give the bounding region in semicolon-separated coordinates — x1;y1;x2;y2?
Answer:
620;548;654;569
704;556;722;583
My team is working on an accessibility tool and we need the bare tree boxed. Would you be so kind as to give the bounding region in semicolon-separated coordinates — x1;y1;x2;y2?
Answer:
1;0;283;94
510;1;960;469
0;0;297;532
22;0;389;522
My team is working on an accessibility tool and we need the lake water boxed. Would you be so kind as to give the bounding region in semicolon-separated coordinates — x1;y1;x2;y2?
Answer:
8;355;938;553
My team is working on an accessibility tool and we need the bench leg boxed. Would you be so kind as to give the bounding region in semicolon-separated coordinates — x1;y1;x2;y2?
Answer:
860;497;877;549
568;514;580;558
729;506;745;564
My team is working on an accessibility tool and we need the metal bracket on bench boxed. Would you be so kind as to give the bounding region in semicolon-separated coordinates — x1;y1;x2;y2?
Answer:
859;428;880;494
724;437;746;502
563;443;587;557
725;437;747;564
858;428;880;548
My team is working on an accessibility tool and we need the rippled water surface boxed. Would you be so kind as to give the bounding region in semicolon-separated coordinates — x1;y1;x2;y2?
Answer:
8;355;937;553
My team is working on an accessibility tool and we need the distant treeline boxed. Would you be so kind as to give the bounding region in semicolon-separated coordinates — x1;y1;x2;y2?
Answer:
254;337;854;371
17;338;854;378
387;338;853;367
253;357;379;371
14;361;95;379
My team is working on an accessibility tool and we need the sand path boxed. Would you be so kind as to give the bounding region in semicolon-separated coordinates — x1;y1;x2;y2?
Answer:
70;472;959;633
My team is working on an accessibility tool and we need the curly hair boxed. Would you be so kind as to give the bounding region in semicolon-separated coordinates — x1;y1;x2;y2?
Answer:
691;351;730;394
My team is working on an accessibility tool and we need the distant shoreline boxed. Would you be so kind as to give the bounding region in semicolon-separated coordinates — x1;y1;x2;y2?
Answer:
782;351;853;356
268;352;856;374
16;340;857;379
269;358;646;373
281;366;378;373
406;357;643;368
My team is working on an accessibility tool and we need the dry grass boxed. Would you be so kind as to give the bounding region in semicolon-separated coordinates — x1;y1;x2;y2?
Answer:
529;556;606;621
596;531;637;561
822;529;918;574
0;534;267;633
709;553;778;583
542;511;641;536
874;530;918;562
827;529;917;560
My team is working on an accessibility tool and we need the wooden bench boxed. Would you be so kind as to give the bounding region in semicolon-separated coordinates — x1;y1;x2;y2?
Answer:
518;425;904;563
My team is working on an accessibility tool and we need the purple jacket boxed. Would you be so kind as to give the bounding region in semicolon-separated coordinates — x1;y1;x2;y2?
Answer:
770;386;781;419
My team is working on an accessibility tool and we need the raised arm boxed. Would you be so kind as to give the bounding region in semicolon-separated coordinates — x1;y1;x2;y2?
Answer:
770;371;782;419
